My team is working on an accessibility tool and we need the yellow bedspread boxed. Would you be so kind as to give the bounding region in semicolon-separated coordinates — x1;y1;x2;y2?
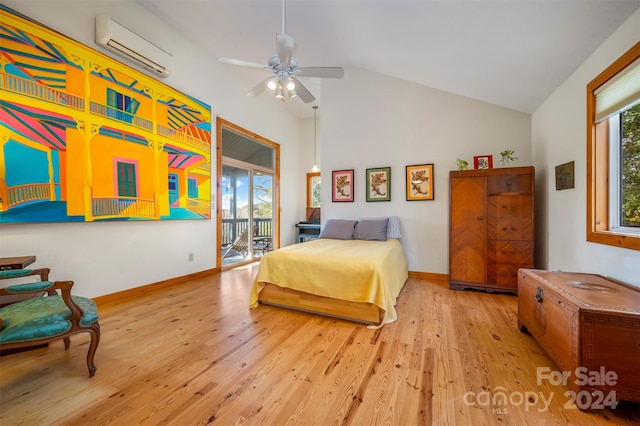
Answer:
250;238;409;326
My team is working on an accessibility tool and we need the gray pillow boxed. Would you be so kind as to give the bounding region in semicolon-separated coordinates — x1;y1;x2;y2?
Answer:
359;216;401;238
354;218;389;241
319;219;357;240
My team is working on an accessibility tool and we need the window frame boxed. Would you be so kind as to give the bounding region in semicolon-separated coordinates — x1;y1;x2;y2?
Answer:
586;41;640;250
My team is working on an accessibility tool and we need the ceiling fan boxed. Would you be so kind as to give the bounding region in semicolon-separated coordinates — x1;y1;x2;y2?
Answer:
218;0;344;103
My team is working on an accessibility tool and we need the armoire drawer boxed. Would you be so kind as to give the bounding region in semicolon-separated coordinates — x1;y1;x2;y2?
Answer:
487;240;533;264
488;195;533;217
487;263;523;288
488;217;533;240
487;174;532;194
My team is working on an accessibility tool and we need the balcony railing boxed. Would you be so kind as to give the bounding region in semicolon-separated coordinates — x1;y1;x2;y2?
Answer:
1;73;84;111
89;101;153;131
187;198;210;218
222;218;272;246
6;183;52;207
157;124;210;152
92;195;155;219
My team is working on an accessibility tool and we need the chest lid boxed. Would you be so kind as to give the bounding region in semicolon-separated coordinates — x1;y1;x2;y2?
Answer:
521;269;640;314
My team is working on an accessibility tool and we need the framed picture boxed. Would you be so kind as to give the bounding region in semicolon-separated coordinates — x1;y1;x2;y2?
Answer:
406;164;434;201
474;155;493;169
366;167;391;202
306;172;321;207
555;161;575;190
332;170;354;202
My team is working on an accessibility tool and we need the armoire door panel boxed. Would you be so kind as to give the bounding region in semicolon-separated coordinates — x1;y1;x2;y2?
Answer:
450;176;486;283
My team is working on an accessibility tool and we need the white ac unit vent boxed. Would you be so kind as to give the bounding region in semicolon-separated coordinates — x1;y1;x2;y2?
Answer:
95;15;173;78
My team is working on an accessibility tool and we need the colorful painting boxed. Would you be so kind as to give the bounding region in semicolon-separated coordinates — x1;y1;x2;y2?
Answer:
366;167;390;202
406;164;434;201
332;170;353;202
0;6;211;223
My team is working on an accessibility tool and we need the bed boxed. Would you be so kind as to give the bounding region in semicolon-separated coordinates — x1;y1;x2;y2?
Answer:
249;217;409;328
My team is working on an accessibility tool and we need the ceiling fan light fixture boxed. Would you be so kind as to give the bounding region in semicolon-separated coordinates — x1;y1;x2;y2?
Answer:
267;78;277;91
275;82;284;99
286;78;296;91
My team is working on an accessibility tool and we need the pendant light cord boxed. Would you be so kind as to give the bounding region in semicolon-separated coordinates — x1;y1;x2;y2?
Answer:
312;105;319;172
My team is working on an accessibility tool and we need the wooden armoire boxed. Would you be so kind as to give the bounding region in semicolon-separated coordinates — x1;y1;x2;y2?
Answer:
449;166;534;293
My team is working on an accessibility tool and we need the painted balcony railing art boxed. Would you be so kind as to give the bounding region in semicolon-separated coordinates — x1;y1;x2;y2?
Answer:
5;183;52;207
92;194;155;219
187;198;210;218
157;125;210;152
89;101;153;131
1;72;84;110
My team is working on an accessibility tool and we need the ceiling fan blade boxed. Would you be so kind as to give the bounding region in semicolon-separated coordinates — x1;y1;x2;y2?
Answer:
291;77;315;103
276;33;294;67
218;57;268;70
246;77;273;97
297;67;344;78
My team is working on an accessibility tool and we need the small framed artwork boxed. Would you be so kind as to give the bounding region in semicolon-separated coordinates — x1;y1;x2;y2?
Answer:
474;155;493;169
406;164;434;201
332;169;354;202
366;167;391;202
555;161;575;190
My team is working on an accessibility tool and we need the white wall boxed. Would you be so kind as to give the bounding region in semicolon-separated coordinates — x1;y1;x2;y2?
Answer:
321;67;531;274
532;10;640;287
0;1;303;297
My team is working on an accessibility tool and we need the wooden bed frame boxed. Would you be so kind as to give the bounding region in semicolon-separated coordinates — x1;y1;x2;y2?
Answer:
258;283;383;325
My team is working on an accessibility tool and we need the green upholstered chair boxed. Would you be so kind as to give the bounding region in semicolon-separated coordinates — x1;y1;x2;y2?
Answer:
0;268;53;307
0;276;100;377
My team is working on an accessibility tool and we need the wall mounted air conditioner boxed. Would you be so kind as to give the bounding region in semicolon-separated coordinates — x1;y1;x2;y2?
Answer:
95;15;173;78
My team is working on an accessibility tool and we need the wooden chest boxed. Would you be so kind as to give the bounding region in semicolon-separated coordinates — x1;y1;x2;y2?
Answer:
518;269;640;407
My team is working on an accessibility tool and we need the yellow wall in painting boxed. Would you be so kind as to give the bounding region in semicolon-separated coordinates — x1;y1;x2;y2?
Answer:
157;153;169;216
65;64;84;97
58;150;68;201
64;128;87;216
91;137;154;199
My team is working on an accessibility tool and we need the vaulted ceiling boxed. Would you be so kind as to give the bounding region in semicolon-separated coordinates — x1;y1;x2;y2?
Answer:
141;0;640;119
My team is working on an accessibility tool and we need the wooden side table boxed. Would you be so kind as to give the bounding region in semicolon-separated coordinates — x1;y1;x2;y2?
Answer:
0;256;36;271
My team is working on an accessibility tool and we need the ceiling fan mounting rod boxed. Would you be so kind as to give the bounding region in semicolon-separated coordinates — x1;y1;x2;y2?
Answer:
281;0;286;34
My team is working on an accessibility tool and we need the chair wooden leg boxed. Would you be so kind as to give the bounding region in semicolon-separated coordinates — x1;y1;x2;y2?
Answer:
63;337;70;349
85;323;101;378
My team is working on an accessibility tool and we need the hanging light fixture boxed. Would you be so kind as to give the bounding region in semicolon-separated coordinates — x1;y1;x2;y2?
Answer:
311;105;319;172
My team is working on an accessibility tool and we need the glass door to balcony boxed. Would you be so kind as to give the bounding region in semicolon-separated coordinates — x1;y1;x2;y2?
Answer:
221;164;274;267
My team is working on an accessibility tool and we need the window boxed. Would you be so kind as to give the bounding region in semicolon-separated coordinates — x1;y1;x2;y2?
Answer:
117;162;137;197
587;42;640;250
106;88;140;124
188;178;198;199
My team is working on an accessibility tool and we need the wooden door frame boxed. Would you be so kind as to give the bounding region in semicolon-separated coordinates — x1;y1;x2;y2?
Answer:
216;118;280;269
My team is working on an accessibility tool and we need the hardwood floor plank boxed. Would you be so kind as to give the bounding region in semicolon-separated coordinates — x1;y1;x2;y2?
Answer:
1;264;639;425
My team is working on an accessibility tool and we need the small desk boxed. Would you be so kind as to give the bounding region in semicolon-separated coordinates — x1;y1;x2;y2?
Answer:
0;256;36;271
296;221;320;243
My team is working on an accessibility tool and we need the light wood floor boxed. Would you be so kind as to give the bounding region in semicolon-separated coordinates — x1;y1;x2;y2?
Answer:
1;264;639;425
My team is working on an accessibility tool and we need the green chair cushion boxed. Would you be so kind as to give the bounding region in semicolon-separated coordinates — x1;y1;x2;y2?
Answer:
0;296;98;344
4;281;54;293
0;269;34;279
